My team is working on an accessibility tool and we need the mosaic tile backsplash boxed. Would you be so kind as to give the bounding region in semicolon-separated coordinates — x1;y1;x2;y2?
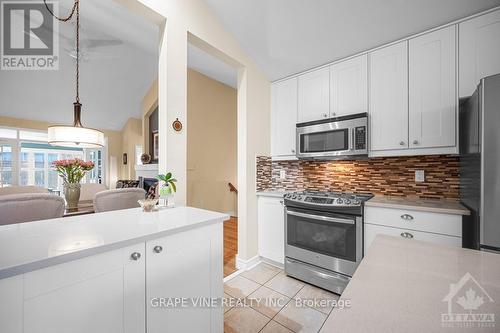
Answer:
256;155;460;200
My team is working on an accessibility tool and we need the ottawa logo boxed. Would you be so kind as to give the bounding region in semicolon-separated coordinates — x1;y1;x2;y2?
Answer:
441;272;495;329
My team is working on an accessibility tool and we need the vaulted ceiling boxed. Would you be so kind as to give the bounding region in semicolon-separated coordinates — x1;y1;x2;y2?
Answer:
204;0;500;81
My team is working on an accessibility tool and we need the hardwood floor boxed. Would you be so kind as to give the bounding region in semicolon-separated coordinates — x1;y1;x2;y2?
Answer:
224;217;238;277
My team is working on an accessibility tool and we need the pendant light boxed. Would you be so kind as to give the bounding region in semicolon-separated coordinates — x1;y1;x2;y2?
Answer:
45;0;104;148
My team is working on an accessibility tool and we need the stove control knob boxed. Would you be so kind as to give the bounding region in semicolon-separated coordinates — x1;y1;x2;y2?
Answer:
353;200;360;205
336;198;343;204
345;199;351;205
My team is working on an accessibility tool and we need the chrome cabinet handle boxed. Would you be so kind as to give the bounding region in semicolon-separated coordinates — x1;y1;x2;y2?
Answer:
401;232;414;239
130;252;141;261
153;245;163;253
413;140;419;145
279;200;284;205
399;141;405;146
400;214;414;221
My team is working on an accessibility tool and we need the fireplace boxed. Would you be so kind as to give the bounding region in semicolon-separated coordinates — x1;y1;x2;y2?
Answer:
139;176;158;195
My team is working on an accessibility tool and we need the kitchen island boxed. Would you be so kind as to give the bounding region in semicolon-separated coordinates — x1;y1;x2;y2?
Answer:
321;235;500;333
0;206;229;333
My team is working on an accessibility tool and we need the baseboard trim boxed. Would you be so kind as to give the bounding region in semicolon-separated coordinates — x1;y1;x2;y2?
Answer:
235;254;260;271
260;257;284;270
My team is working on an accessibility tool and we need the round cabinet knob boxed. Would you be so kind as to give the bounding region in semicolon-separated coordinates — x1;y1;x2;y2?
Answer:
399;141;405;146
413;140;419;145
323;113;328;118
400;232;414;239
332;112;336;116
291;149;295;153
153;245;163;253
130;252;141;261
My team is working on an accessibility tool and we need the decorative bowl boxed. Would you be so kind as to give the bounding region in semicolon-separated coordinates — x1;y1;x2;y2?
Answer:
138;199;158;212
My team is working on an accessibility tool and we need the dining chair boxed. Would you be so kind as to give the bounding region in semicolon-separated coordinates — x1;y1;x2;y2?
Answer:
93;188;146;213
0;186;48;196
79;183;108;201
0;193;65;225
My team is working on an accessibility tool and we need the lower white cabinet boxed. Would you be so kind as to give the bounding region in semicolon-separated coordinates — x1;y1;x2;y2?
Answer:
364;206;462;252
0;224;223;333
258;196;285;264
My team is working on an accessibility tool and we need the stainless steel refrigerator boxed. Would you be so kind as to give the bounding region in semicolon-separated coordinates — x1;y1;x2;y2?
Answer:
460;73;500;253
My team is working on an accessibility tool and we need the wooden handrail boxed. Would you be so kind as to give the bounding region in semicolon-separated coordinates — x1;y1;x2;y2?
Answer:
228;182;238;194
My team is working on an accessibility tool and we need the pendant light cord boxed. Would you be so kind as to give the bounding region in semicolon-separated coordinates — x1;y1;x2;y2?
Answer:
43;0;80;103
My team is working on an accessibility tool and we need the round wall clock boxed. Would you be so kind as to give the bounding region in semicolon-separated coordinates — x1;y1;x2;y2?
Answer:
172;118;183;132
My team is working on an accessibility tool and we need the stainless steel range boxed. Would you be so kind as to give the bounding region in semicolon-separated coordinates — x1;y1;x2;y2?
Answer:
284;191;373;294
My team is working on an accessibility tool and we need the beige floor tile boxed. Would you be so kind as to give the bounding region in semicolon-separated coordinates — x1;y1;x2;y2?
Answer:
224;293;235;313
246;286;290;318
224;306;270;333
260;320;294;333
294;284;340;314
274;301;327;333
224;275;260;299
264;272;305;298
241;263;282;284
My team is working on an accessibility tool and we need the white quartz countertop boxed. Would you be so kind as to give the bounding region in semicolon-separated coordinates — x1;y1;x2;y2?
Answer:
366;195;470;215
256;191;289;198
321;235;500;333
0;206;229;279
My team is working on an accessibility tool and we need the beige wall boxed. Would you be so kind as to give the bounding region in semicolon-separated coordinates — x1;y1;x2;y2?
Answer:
120;117;143;180
120;0;271;262
141;78;158;154
187;69;237;215
0;115;123;188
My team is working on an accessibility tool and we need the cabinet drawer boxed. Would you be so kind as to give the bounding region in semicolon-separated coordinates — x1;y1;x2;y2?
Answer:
364;223;462;251
364;206;461;237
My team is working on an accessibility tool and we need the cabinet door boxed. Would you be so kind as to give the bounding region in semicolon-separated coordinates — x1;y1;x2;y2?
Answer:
459;9;500;97
271;78;298;157
369;41;409;151
297;67;330;123
258;197;285;264
409;26;456;149
22;243;146;333
364;223;462;253
146;223;223;333
330;54;368;117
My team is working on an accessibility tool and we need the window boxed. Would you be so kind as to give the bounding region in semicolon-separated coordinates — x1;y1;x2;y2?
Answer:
0;127;106;189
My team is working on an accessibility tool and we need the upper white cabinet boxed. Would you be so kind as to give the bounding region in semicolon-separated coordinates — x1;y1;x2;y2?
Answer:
297;67;330;123
409;25;456;149
369;41;409;151
330;54;368;117
459;9;500;98
271;78;298;157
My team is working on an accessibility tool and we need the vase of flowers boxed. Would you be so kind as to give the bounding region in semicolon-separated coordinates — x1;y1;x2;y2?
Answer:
53;159;94;209
157;172;177;207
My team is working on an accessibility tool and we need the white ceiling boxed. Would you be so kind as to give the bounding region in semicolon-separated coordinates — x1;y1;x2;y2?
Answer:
204;0;500;81
0;0;159;131
188;43;237;88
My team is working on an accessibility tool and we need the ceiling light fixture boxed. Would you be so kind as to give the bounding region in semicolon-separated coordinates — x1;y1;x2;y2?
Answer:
45;0;104;148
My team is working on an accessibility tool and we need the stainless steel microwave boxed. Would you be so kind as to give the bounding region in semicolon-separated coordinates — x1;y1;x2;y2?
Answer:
296;113;368;160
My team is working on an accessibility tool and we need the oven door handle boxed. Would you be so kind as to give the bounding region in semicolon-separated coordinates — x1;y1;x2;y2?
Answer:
287;210;355;225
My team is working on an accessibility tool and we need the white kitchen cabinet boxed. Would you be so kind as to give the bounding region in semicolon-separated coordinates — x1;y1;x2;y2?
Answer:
409;26;456;149
146;223;223;333
459;9;500;98
271;78;298;158
258;196;285;264
364;205;462;252
369;41;409;151
330;54;368;117
297;67;330;123
22;243;146;333
364;223;462;251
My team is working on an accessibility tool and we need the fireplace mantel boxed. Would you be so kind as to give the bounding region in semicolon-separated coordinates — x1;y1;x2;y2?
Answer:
135;164;158;179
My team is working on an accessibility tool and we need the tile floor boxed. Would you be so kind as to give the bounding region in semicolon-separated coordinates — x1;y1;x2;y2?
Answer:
224;263;340;333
